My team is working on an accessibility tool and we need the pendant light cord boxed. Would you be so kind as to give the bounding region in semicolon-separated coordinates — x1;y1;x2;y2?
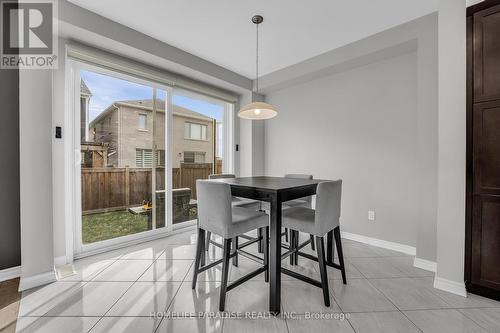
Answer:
256;22;259;93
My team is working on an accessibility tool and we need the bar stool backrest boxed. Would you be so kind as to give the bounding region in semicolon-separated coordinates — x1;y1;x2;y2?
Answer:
315;180;342;235
196;180;233;238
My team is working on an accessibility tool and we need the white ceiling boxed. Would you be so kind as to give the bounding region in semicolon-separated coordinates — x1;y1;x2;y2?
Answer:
68;0;445;79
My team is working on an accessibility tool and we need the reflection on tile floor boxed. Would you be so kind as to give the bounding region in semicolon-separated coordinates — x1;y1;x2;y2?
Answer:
16;227;500;332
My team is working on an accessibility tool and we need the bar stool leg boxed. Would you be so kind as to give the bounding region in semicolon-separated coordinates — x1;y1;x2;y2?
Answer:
205;231;211;252
258;228;263;253
326;230;334;264
219;238;232;311
316;236;330;307
264;226;269;282
192;228;205;289
232;237;239;267
294;230;299;265
334;227;347;284
289;230;295;265
310;234;315;251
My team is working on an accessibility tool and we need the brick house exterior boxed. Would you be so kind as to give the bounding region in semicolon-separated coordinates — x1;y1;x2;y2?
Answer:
89;99;215;168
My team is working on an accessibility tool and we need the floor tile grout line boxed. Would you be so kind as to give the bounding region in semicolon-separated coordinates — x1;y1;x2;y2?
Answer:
345;316;358;333
35;281;90;318
349;258;415;280
98;258;158;319
283;313;290;333
86;316;104;333
455;308;497;332
364;276;435;280
87;254;126;282
32;254;125;317
154;281;185;333
401;308;492;333
363;278;424;333
398;310;425;333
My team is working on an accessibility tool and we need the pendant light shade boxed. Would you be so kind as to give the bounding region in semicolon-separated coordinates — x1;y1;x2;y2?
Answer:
238;102;278;120
238;15;278;120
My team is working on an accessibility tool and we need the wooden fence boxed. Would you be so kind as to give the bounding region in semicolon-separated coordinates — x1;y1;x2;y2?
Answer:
82;162;217;214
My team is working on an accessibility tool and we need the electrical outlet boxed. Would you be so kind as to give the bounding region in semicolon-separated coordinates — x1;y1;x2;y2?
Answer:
368;210;376;221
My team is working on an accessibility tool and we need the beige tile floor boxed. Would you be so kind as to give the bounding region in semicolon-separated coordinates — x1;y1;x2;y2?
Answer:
15;228;500;333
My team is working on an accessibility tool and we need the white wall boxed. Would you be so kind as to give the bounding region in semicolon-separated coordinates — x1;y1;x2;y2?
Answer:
19;69;56;290
265;52;420;247
415;15;439;264
434;0;467;296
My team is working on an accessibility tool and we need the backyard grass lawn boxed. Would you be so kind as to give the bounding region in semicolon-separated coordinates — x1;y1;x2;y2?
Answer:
82;210;149;244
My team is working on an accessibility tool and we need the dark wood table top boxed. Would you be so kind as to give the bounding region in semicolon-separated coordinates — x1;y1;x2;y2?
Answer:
209;176;329;191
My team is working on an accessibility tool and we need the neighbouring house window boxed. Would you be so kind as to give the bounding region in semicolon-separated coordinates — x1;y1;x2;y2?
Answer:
136;148;153;167
136;148;165;167
184;122;207;140
184;151;206;163
138;114;147;130
156;149;165;167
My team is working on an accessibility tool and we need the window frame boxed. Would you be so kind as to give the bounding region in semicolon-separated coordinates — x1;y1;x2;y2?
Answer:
183;151;206;163
135;148;153;168
137;113;148;131
184;121;208;141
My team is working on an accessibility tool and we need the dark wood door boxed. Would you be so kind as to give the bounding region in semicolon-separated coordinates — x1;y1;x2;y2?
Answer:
470;101;500;293
466;1;500;300
473;4;500;102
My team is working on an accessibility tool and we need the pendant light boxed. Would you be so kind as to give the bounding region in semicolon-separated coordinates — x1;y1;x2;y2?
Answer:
238;15;278;120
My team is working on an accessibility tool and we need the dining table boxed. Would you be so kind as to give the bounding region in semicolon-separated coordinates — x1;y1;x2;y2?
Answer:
211;176;333;315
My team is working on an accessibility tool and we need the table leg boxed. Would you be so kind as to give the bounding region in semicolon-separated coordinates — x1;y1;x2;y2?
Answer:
269;195;282;314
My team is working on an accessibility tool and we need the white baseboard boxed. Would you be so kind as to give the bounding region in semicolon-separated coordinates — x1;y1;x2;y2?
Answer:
19;270;57;291
413;257;437;272
54;256;67;267
0;266;21;282
433;276;467;297
341;231;416;256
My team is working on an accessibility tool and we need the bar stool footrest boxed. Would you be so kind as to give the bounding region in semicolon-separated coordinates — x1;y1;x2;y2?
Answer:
227;266;267;291
281;267;322;288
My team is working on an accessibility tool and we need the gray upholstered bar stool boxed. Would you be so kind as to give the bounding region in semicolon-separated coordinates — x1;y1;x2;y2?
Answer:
193;180;269;311
281;180;345;307
205;174;262;265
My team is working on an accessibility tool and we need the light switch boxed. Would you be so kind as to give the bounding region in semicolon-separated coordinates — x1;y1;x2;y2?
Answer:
368;210;376;221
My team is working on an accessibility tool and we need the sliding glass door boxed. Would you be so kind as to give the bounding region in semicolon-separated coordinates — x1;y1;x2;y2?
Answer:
75;64;170;253
71;61;234;255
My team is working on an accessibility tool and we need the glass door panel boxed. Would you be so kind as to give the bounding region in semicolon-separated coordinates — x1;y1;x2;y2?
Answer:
171;89;227;224
78;68;168;246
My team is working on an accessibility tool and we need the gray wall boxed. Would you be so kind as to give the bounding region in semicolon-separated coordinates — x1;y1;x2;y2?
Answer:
265;52;420;247
0;60;21;271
